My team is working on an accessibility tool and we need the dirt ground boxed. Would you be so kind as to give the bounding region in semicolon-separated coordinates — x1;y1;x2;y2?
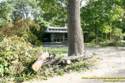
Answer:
24;47;125;83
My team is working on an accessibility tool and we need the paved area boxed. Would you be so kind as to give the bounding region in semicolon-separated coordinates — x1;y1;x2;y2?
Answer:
24;47;125;83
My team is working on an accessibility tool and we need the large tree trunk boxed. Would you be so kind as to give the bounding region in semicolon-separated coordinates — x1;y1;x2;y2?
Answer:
67;0;84;56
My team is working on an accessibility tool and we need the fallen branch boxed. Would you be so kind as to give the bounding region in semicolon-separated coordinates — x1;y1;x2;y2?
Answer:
32;52;49;72
32;52;94;72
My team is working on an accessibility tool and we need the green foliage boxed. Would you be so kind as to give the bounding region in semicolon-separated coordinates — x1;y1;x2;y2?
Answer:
81;0;125;43
112;28;123;38
0;1;14;27
0;44;97;82
100;28;124;46
0;19;42;46
0;36;40;76
11;0;40;20
0;0;40;27
37;0;67;26
111;28;124;45
101;24;112;34
1;0;125;45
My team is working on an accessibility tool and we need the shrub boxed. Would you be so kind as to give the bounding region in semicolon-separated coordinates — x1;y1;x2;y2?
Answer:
0;19;42;46
0;34;4;42
0;36;41;76
111;28;123;45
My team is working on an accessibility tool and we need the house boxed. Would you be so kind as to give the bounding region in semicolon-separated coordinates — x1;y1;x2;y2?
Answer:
42;26;68;43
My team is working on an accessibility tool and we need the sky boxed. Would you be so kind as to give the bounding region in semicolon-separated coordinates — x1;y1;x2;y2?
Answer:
81;0;89;7
0;0;4;2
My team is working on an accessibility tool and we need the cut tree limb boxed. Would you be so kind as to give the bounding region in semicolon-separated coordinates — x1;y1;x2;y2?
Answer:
32;52;49;72
32;52;94;72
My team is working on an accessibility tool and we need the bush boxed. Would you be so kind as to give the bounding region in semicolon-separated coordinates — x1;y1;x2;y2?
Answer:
111;28;123;45
0;35;4;42
0;36;41;76
0;19;42;46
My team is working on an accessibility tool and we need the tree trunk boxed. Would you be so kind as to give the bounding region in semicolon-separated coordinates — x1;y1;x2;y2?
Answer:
67;0;84;56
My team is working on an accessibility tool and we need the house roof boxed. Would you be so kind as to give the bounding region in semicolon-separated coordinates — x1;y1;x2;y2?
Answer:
45;26;68;33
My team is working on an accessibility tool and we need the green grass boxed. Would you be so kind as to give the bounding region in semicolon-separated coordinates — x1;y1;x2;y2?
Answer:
43;47;68;57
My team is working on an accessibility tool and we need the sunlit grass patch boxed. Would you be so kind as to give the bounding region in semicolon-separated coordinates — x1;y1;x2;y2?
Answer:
43;47;68;57
82;76;125;82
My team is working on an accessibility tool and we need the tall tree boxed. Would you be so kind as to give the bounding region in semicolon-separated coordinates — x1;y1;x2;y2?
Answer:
0;1;13;27
68;0;84;56
38;0;67;26
81;0;124;42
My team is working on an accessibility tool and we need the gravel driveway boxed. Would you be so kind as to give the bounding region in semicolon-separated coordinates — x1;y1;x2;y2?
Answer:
24;47;125;83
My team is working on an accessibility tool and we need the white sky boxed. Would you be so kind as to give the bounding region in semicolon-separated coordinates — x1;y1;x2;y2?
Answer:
81;0;89;7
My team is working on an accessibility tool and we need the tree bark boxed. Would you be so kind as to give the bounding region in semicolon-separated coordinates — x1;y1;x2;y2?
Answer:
67;0;84;56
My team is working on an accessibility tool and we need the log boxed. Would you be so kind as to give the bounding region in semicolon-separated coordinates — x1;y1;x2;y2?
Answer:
32;52;94;72
32;52;49;72
43;55;94;66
